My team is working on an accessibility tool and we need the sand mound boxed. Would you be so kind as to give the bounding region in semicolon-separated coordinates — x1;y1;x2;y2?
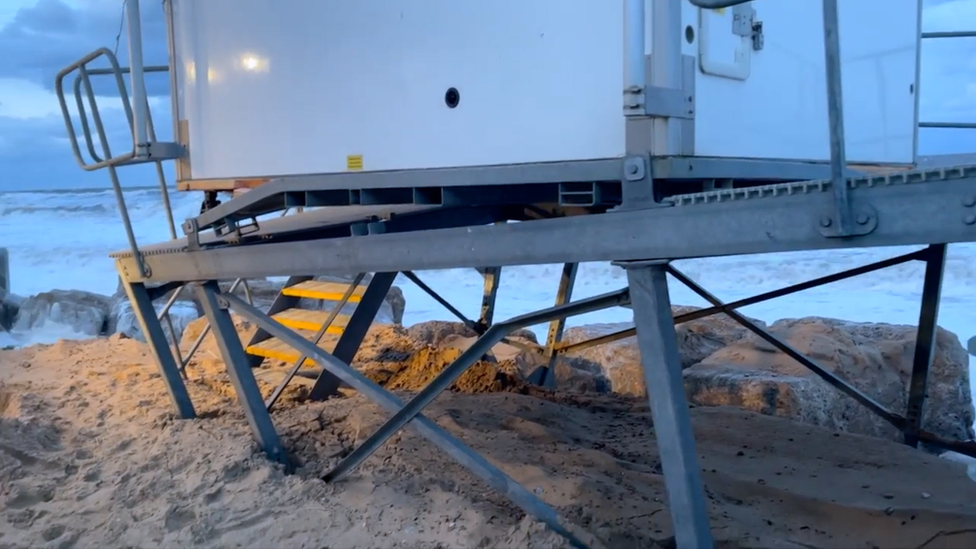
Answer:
3;328;976;548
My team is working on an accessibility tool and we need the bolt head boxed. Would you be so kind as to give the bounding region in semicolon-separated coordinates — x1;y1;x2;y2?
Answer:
819;216;832;228
965;214;976;225
964;196;976;208
627;163;639;175
856;213;870;225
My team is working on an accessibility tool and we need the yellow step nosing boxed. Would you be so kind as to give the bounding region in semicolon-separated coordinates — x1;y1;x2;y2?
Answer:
282;289;363;302
270;309;351;334
245;345;305;363
276;318;347;333
244;332;339;365
281;280;365;302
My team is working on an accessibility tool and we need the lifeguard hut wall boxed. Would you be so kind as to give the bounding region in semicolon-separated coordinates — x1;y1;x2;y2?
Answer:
167;0;921;190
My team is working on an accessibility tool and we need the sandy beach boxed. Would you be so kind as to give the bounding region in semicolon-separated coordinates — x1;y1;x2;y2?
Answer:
2;315;976;549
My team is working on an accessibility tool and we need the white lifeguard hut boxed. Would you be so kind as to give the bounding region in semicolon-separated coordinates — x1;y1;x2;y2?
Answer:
55;1;976;547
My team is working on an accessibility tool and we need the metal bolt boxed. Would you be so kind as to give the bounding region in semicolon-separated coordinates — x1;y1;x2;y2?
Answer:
819;216;832;228
856;213;870;225
964;195;976;208
965;214;976;225
627;163;639;175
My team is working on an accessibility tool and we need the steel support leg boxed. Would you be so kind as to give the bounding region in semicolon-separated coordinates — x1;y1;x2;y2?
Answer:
617;260;714;549
119;278;196;419
478;266;502;329
530;262;578;388
904;244;948;447
309;271;398;401
195;281;291;469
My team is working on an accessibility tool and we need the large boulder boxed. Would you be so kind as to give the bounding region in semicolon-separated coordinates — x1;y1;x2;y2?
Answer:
110;299;202;344
109;281;204;343
684;317;976;444
12;290;113;337
555;306;758;396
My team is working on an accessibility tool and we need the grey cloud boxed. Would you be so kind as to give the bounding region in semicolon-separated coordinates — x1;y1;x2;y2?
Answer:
0;0;169;96
1;99;174;192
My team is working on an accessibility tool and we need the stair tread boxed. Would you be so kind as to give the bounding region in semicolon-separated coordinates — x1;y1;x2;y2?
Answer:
282;280;365;302
271;308;351;332
245;329;339;365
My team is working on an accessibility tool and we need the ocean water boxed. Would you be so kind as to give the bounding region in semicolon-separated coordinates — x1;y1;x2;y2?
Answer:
1;186;974;386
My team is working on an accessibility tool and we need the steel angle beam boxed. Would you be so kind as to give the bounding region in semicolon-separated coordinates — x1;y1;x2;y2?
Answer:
196;282;292;469
118;278;196;419
618;260;714;549
904;244;948;447
192;159;625;232
117;170;976;283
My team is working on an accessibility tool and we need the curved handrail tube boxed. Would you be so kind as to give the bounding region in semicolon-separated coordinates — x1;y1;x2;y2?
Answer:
71;65;171;166
55;47;134;171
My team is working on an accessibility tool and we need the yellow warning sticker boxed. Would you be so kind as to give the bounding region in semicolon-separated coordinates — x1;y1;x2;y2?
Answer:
346;154;364;171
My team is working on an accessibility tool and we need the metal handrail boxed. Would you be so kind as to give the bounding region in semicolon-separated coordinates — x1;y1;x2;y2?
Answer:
918;30;976;131
72;65;168;166
686;0;850;234
55;47;181;275
922;30;976;39
55;48;136;172
71;66;178;239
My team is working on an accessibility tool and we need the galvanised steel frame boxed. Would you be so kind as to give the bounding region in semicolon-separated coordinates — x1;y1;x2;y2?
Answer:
110;165;976;549
56;0;976;547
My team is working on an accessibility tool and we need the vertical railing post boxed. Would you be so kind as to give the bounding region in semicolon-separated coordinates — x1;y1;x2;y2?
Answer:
126;0;150;159
821;0;854;237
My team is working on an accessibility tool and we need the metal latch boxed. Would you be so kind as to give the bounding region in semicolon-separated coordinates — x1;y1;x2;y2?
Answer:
732;3;764;51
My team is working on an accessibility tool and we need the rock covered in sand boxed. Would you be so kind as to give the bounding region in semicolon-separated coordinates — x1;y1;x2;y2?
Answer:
555;306;759;396
687;317;976;443
550;307;973;444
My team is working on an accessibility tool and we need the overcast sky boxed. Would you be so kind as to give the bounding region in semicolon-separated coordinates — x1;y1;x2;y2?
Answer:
1;0;974;192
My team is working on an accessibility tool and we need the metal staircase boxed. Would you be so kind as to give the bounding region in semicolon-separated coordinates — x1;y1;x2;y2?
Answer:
242;273;400;408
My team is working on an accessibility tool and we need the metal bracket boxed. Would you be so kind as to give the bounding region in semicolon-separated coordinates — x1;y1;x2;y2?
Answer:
626;54;696;120
145;141;185;160
624;156;647;181
818;204;878;238
183;217;202;250
732;3;764;51
614;155;673;212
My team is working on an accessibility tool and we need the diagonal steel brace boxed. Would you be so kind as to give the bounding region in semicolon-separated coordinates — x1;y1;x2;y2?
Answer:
324;288;631;483
666;265;905;428
217;293;591;549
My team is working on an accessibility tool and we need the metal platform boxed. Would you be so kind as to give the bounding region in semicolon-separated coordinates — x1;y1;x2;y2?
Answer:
112;164;976;283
